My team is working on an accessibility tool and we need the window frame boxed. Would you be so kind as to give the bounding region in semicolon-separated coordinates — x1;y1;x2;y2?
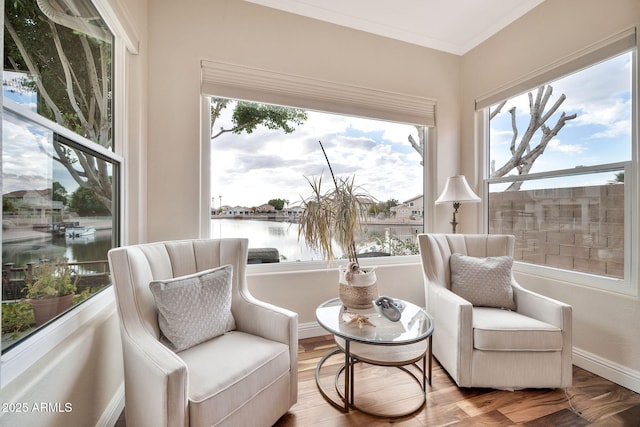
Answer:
479;47;638;297
1;99;124;384
1;2;127;383
200;62;439;271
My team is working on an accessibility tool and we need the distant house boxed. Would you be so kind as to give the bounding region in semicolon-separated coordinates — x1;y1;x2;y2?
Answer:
221;205;252;215
3;189;64;218
285;204;304;218
391;195;423;219
256;204;276;213
356;196;377;215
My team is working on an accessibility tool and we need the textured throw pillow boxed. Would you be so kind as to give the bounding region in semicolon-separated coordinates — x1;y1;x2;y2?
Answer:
450;253;516;310
149;264;235;351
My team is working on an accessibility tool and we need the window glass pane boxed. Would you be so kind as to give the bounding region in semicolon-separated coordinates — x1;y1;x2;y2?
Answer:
487;51;633;280
489;52;632;177
4;0;113;149
210;99;425;262
488;170;624;278
2;110;117;351
2;0;117;353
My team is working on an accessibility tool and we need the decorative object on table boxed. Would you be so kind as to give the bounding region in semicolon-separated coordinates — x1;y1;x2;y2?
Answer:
373;296;405;322
341;311;376;328
298;140;378;309
435;175;481;233
25;259;77;326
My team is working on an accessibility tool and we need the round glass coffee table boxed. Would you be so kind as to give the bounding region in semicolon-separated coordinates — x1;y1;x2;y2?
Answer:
315;297;434;417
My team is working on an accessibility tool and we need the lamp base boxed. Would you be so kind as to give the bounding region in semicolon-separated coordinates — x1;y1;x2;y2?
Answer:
450;202;461;233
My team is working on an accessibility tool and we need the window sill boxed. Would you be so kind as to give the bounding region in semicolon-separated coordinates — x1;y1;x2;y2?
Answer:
1;287;116;388
513;261;637;297
246;254;421;275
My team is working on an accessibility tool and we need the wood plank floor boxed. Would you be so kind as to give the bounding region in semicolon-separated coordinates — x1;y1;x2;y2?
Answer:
273;335;640;427
117;335;640;426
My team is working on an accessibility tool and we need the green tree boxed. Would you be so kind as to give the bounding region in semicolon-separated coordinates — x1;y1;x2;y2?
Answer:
5;0;113;211
3;197;16;213
268;198;287;211
210;98;307;139
609;172;624;184
368;199;399;216
69;187;110;216
52;182;68;205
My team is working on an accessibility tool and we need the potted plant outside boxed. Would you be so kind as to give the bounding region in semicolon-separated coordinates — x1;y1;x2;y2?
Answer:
25;259;77;326
298;141;378;309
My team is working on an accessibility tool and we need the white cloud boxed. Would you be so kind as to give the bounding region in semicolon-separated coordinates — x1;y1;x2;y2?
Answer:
548;139;586;154
211;103;423;207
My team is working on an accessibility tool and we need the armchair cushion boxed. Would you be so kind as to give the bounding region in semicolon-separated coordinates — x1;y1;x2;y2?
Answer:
473;307;563;351
150;264;236;351
450;253;516;310
179;331;291;426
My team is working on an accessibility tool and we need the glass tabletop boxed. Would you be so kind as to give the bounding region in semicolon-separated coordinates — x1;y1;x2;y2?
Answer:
316;297;434;345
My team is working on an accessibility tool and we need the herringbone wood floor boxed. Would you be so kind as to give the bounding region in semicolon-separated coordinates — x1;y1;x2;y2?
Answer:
117;335;640;426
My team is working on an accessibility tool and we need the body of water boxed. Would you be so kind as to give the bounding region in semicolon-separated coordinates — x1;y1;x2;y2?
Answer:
2;230;113;270
2;219;421;267
210;218;422;262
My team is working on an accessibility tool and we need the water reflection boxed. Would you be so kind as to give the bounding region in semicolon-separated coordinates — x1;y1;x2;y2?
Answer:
2;230;113;268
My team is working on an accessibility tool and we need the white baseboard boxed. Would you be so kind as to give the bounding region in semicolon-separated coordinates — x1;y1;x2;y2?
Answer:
298;321;326;339
96;382;124;427
573;347;640;393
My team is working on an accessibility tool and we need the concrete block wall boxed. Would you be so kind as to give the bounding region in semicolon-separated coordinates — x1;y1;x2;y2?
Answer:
489;183;624;278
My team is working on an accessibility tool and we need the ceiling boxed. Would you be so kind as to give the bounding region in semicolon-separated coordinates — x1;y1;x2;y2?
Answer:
243;0;544;55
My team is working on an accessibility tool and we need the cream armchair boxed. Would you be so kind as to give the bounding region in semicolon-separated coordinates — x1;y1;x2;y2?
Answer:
418;234;572;389
108;238;298;427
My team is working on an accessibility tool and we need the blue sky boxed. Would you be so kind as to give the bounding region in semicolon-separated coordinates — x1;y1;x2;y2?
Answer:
489;51;632;187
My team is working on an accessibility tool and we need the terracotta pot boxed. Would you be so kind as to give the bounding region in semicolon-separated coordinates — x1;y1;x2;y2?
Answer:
338;266;378;309
28;294;74;326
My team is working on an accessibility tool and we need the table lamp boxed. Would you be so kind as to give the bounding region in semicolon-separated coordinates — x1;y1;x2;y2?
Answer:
435;175;481;233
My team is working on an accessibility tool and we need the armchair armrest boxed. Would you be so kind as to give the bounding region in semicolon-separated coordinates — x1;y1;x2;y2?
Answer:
428;283;474;385
513;281;573;387
513;281;571;331
233;291;298;346
120;328;189;427
233;289;299;404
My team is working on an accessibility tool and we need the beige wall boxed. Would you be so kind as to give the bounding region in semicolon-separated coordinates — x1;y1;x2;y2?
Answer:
145;0;462;241
0;293;124;426
461;0;640;390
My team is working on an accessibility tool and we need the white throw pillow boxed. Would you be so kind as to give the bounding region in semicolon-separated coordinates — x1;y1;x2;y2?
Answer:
450;253;516;310
149;264;235;351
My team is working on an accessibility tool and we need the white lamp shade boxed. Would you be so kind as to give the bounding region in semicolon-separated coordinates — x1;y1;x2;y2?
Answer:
435;175;481;204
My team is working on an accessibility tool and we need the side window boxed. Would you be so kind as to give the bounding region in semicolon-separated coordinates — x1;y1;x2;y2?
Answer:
210;98;426;262
486;52;633;281
2;0;118;352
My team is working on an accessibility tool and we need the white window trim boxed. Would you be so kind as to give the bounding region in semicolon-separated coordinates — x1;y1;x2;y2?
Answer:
1;9;126;385
3;100;122;163
477;47;638;297
247;254;421;275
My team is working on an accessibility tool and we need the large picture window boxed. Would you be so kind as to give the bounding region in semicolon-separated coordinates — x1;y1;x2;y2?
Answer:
485;50;634;283
209;98;426;262
2;0;118;352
